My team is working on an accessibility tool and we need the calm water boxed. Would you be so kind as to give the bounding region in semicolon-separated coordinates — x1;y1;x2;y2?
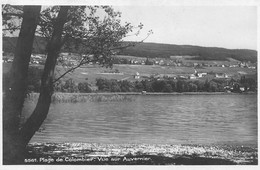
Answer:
23;94;257;146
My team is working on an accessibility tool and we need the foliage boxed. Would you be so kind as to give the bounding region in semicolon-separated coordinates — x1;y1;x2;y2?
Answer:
2;5;23;35
54;79;92;93
2;5;152;94
38;6;147;71
3;68;256;94
78;82;92;93
95;77;257;93
240;75;257;91
3;5;151;84
2;4;150;164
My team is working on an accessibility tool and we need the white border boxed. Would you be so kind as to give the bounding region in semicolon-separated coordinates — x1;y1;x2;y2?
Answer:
0;0;259;170
0;0;259;6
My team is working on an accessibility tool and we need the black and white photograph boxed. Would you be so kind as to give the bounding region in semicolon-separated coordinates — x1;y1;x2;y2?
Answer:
1;0;259;168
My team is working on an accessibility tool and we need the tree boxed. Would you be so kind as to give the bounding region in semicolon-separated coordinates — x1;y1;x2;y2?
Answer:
162;83;173;92
110;80;121;92
203;79;210;92
120;80;134;92
78;82;92;93
176;80;185;92
141;80;153;92
3;5;41;164
63;78;78;92
134;81;144;92
209;81;218;92
145;57;153;65
233;83;241;93
188;82;198;92
3;5;149;164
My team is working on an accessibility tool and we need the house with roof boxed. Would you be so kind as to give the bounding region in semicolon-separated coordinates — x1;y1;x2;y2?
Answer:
215;73;228;78
134;72;140;79
197;72;207;78
189;70;207;79
189;74;197;79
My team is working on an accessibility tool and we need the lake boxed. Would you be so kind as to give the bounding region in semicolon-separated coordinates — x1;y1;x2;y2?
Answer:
22;94;257;147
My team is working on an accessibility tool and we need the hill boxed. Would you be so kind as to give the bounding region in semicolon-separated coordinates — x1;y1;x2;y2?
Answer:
119;42;257;63
2;36;257;63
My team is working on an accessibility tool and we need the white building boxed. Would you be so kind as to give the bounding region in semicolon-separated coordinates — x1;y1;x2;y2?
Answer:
197;73;207;77
189;74;197;79
215;73;228;78
134;72;140;79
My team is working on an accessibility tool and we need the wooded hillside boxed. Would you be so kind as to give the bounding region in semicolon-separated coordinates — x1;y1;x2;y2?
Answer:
3;36;257;62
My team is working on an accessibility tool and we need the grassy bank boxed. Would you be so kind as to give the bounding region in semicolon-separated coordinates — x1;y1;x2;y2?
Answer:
26;92;257;103
25;92;256;103
24;142;257;165
26;93;134;103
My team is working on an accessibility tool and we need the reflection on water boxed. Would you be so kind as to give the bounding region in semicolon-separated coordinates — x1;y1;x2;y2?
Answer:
22;94;257;146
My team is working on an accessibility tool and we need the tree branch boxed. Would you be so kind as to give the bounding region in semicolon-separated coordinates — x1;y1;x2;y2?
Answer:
2;26;21;31
2;12;23;18
52;56;97;84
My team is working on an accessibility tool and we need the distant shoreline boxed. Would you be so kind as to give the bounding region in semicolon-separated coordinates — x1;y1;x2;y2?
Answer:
23;92;256;103
51;91;257;96
88;91;257;95
27;91;257;95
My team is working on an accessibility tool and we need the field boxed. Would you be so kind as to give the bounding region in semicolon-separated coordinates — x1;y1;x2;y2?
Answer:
3;62;256;86
57;64;256;85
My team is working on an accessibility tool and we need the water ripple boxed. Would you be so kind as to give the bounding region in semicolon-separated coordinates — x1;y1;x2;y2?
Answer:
22;94;257;146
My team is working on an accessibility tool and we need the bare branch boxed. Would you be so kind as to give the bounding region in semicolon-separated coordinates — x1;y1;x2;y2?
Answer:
110;31;153;51
2;26;21;31
2;12;23;18
53;65;81;84
52;55;97;84
10;5;24;11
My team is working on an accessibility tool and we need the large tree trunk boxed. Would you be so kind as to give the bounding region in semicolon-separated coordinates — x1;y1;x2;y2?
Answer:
19;6;69;150
3;6;41;164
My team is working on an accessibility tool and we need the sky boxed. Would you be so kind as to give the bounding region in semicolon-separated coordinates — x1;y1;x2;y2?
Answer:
113;6;257;50
1;0;257;50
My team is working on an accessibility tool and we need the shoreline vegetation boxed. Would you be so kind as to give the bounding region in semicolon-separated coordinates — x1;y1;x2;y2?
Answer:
25;142;257;165
3;63;257;95
25;92;257;103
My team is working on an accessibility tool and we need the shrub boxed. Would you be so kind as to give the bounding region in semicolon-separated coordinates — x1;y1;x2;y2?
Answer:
78;82;92;93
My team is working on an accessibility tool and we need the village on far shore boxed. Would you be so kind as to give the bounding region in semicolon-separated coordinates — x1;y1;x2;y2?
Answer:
3;51;257;93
